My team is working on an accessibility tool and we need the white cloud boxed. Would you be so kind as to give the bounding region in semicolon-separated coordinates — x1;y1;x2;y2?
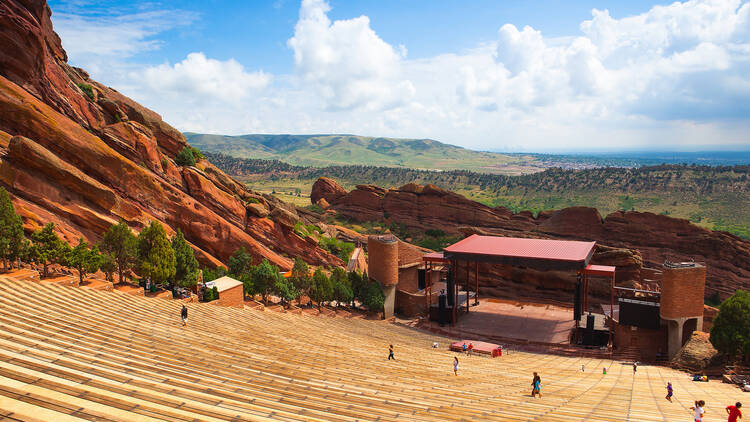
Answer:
286;0;414;111
140;53;271;103
55;0;750;151
54;10;196;59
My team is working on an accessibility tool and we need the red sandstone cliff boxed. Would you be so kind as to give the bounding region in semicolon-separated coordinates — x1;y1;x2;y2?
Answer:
0;0;343;270
313;178;750;300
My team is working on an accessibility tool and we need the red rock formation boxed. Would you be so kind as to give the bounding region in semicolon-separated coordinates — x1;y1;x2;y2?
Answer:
310;176;346;206
315;178;750;301
0;0;342;271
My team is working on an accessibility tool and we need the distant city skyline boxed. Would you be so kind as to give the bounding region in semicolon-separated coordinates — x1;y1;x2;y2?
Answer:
49;0;750;152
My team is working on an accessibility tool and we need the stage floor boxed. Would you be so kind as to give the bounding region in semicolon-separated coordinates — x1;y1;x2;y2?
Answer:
443;298;576;345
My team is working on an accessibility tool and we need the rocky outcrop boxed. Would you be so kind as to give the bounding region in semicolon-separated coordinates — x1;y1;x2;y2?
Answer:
316;178;750;301
671;331;719;371
0;0;342;271
310;176;346;206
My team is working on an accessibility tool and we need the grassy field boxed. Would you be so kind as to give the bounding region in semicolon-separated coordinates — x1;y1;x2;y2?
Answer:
187;133;545;174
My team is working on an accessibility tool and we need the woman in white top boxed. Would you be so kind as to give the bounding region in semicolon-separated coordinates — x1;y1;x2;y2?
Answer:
691;400;706;421
453;357;459;376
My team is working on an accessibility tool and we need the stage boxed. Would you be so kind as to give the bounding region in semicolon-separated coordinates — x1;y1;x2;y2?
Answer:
422;298;577;345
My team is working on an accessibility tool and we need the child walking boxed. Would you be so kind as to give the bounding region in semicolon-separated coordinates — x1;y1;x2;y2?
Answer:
531;372;542;398
453;357;459;376
691;400;706;422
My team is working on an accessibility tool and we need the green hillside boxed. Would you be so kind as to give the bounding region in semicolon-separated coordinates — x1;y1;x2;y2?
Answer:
185;133;544;174
204;152;750;240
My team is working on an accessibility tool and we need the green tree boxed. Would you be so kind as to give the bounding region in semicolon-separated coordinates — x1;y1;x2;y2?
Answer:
710;290;750;363
228;247;252;278
30;223;66;278
0;187;25;271
251;259;279;303
171;229;199;289
349;270;367;308
100;252;117;283
136;221;176;285
310;268;333;310
67;238;101;284
290;258;312;303
332;280;354;305
273;275;299;308
362;280;385;312
202;265;227;283
100;221;136;284
175;146;196;166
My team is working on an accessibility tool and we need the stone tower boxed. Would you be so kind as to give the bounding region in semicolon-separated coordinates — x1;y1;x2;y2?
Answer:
659;262;706;359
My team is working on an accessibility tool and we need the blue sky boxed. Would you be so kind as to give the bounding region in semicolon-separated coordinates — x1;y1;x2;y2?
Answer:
48;0;750;152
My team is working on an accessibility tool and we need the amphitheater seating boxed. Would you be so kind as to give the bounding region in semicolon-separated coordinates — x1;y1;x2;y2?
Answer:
0;274;745;421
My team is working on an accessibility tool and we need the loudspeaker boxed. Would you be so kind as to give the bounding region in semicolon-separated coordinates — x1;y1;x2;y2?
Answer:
446;272;455;307
437;295;448;325
573;281;582;321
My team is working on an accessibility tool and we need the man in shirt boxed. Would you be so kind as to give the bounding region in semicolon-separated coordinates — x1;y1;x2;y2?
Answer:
727;402;742;422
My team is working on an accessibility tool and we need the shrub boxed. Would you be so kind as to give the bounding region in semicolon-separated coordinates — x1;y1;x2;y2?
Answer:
203;286;219;302
710;290;750;363
318;237;355;261
306;204;324;213
161;158;169;169
361;280;385;312
191;147;204;160
175;146;196;166
76;82;95;100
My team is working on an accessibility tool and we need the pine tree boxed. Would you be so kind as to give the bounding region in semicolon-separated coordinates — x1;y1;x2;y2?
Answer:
310;268;333;310
171;229;199;289
175;146;196;166
273;275;298;308
100;221;136;284
290;258;312;303
136;221;176;285
67;238;102;284
251;259;279;303
0;187;25;271
228;247;252;278
99;253;117;283
330;267;352;306
30;223;65;278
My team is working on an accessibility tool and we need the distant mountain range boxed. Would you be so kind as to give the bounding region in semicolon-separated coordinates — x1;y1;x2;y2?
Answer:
184;133;544;174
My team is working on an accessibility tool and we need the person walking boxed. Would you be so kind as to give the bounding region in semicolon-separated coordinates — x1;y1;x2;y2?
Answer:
665;382;673;402
633;361;638;374
691;400;706;422
453;357;459;376
531;372;542;398
181;305;188;326
726;402;742;422
581;364;585;372
388;345;395;360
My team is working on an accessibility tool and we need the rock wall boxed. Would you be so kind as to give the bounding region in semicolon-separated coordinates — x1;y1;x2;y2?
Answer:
0;0;343;270
314;178;750;301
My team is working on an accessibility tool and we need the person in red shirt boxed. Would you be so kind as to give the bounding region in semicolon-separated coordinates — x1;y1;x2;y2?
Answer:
726;402;742;422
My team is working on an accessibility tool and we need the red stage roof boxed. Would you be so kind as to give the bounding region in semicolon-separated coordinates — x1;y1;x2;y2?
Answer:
444;234;596;263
